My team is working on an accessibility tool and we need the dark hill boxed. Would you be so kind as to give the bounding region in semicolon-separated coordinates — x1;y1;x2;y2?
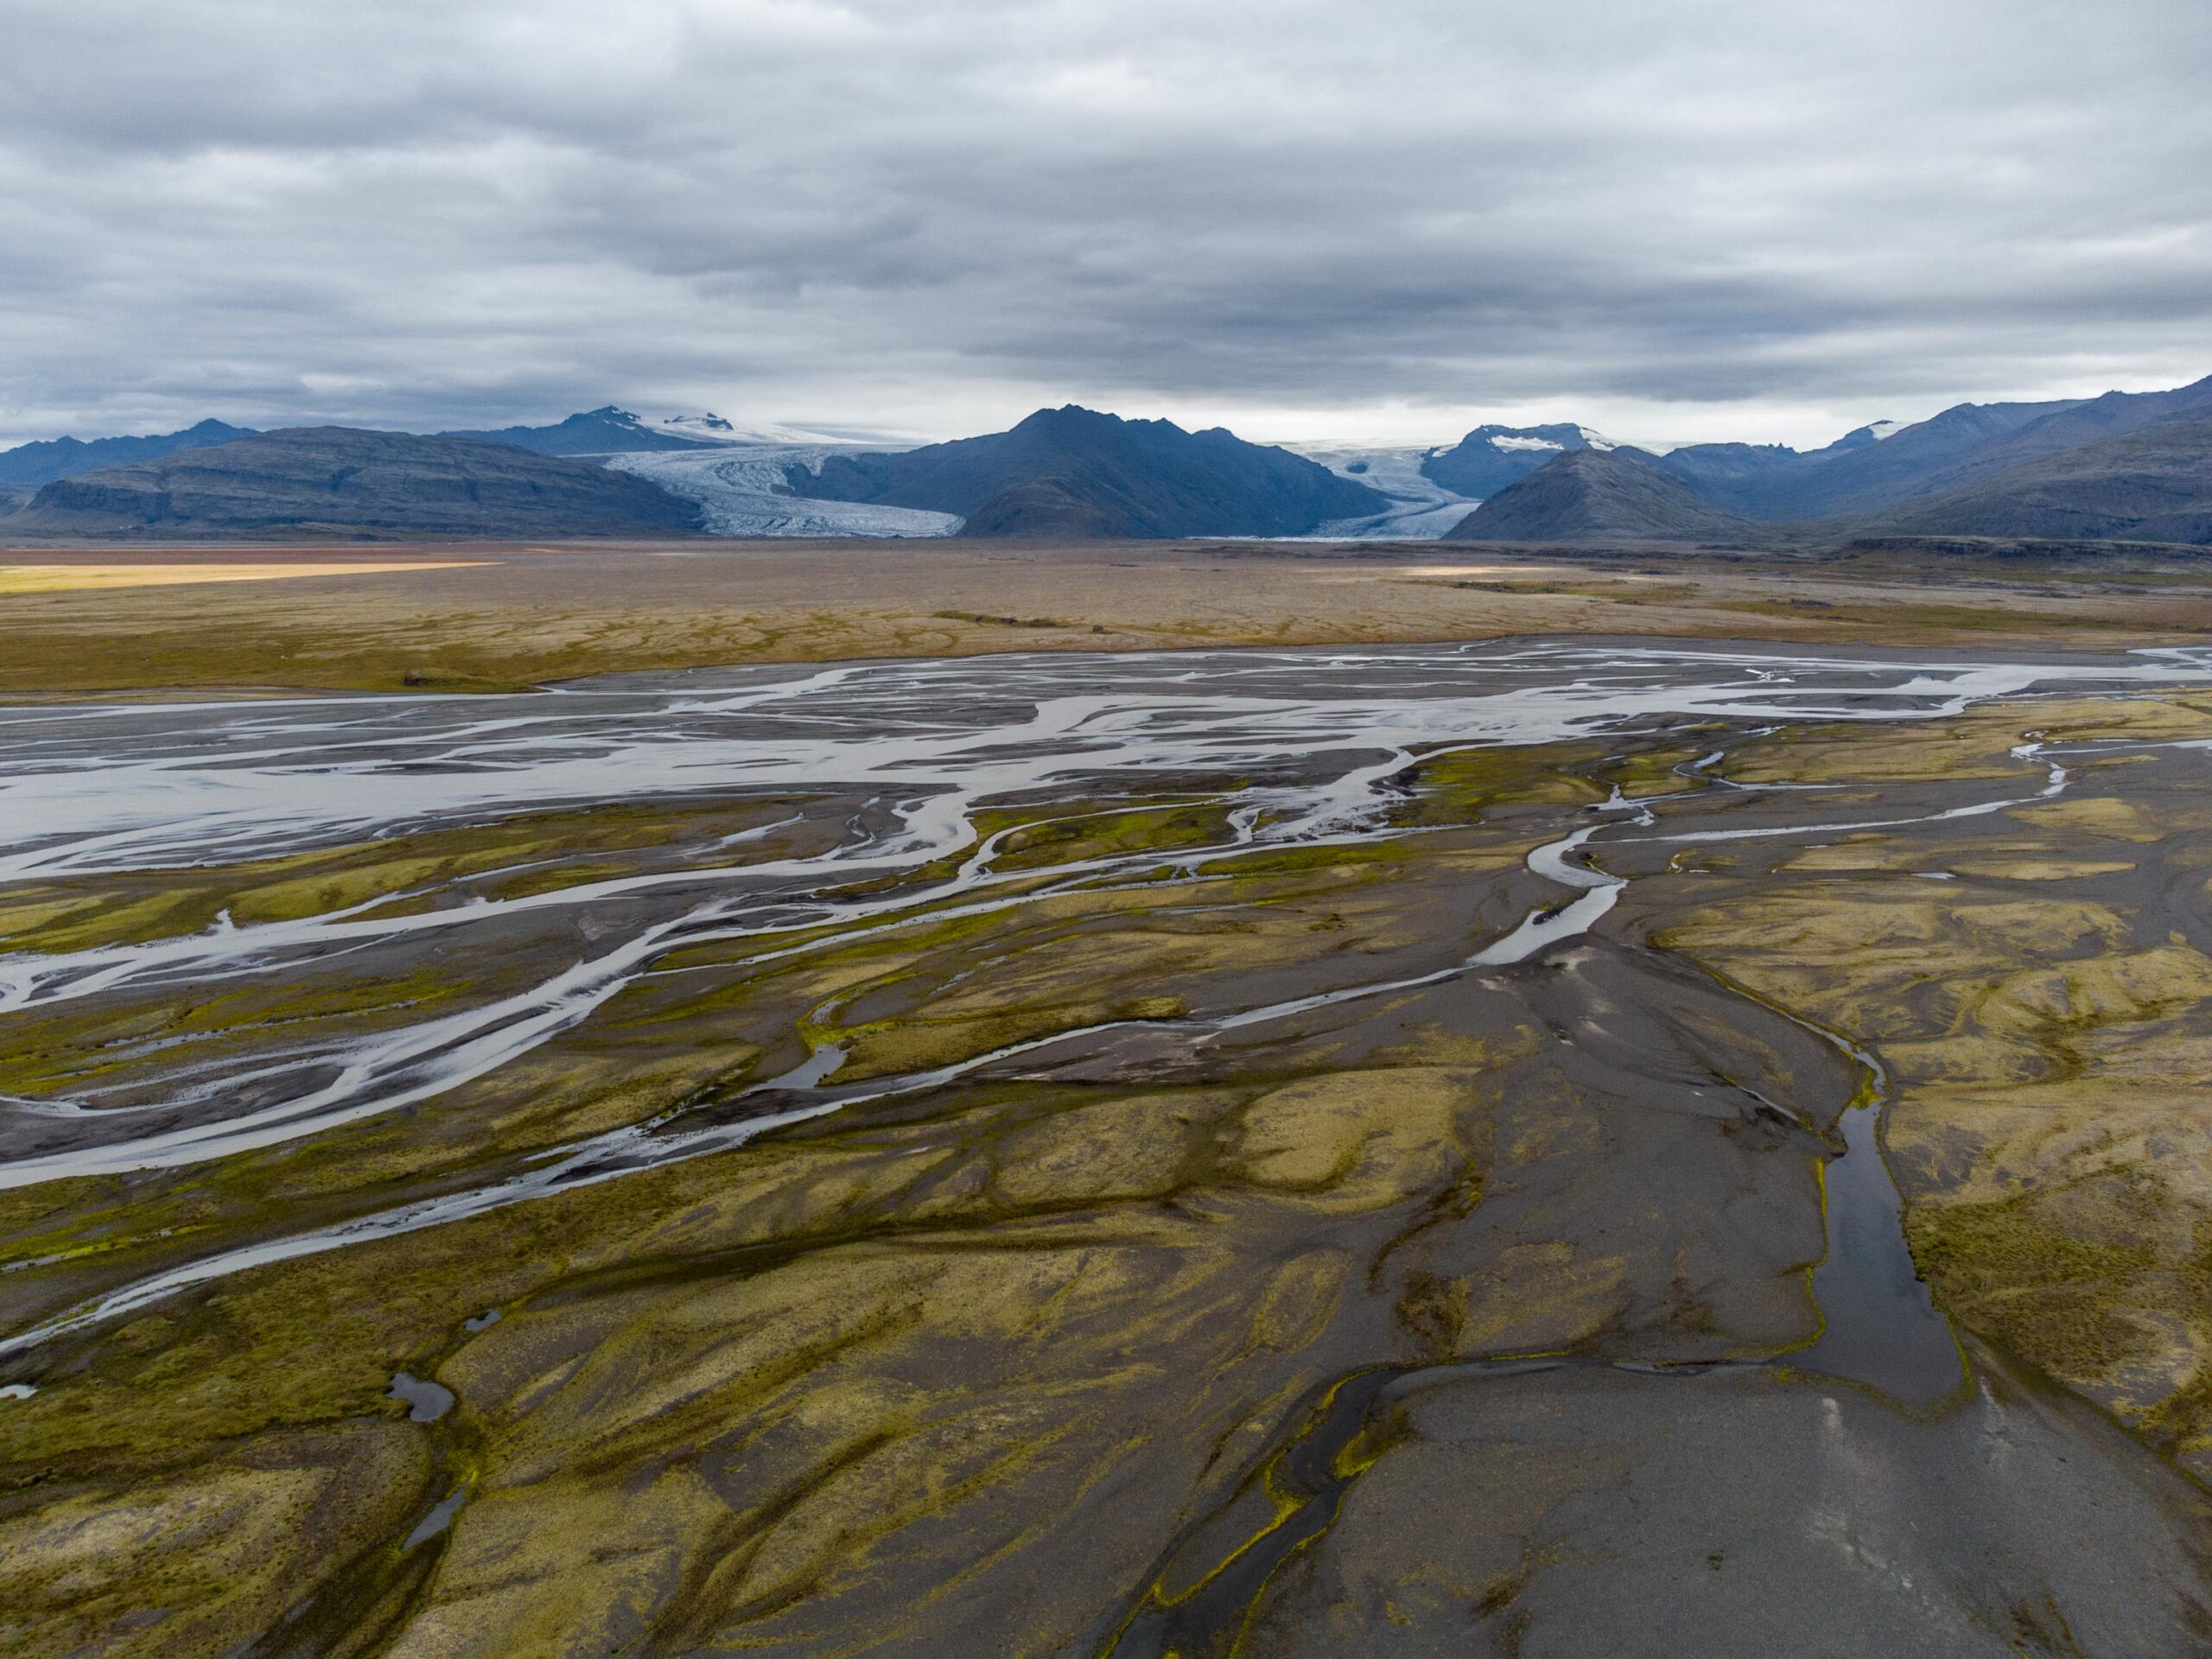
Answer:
0;419;257;488
1649;379;2212;522
1445;449;1758;543
1885;418;2212;544
1895;376;2212;497
1445;409;2212;548
1418;423;1602;499
1647;441;1802;501
440;406;719;456
1656;398;2082;518
8;427;703;539
791;405;1386;537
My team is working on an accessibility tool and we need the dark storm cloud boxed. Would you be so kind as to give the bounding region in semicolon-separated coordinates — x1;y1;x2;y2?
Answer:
2;0;2209;446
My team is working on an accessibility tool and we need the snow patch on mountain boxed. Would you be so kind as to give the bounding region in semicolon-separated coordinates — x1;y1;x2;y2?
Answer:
1831;418;1909;450
1467;425;1615;454
654;412;853;447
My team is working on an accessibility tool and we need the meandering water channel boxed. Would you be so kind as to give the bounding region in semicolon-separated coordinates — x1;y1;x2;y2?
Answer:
3;639;2209;1385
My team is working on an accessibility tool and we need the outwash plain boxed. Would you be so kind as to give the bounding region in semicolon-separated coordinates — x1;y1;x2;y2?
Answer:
8;537;2212;697
10;539;2212;1655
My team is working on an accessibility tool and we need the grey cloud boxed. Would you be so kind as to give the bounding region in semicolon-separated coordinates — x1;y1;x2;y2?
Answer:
1;0;2209;448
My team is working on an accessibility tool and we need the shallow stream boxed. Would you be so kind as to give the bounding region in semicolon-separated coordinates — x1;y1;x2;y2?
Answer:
3;639;2208;1383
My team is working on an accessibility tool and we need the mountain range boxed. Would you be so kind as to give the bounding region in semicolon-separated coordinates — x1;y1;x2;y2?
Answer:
1885;417;2212;544
0;407;1385;542
3;375;2209;546
0;418;257;489
789;405;1385;537
438;406;728;457
1449;375;2212;545
1;427;704;539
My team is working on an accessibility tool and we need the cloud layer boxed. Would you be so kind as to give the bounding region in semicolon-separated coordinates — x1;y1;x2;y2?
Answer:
3;0;2209;448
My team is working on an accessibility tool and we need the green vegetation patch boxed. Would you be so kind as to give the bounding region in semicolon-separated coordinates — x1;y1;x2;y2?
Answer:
1908;1192;2158;1380
970;798;1238;871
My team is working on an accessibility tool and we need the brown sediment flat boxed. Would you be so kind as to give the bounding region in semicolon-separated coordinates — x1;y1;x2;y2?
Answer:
3;535;2211;697
0;561;492;594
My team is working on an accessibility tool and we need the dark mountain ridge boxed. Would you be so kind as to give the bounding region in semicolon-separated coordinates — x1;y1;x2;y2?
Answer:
1889;377;2212;499
438;406;721;456
5;427;703;539
1636;378;2212;524
0;419;257;488
1417;423;1605;499
1446;393;2212;548
1646;441;1802;501
792;405;1387;537
1654;398;2084;518
1885;418;2212;544
1445;448;1761;543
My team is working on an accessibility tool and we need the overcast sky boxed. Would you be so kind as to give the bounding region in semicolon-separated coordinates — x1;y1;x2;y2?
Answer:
2;0;2209;451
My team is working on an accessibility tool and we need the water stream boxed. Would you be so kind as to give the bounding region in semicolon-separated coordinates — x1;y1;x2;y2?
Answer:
1102;752;2012;1657
3;642;2206;1377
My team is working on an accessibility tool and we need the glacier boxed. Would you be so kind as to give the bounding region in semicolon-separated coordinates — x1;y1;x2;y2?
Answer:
1286;443;1483;539
607;446;962;538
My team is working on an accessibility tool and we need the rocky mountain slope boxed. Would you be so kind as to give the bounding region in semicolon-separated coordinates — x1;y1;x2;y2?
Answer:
1885;417;2212;543
4;427;704;538
1452;375;2212;544
790;405;1387;537
1649;379;2212;523
1445;448;1758;543
1418;423;1611;498
1654;398;2085;518
1886;377;2212;499
439;406;728;457
0;419;257;488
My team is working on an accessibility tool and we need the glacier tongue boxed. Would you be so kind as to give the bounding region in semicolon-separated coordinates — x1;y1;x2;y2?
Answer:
607;447;961;538
1286;443;1481;539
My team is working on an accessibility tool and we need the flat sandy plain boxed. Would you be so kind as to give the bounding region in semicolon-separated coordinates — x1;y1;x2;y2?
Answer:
9;539;2212;1656
3;536;2211;696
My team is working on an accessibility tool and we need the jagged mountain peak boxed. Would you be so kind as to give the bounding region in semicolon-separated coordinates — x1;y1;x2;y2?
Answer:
1420;422;1615;498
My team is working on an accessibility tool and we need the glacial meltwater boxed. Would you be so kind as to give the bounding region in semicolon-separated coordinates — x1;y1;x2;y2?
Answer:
5;639;2210;1397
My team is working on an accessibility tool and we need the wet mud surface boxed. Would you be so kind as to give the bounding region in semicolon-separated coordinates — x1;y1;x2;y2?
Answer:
6;639;2212;1655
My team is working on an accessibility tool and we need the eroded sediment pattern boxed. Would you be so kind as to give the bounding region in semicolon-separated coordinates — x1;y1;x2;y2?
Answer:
7;642;2212;1656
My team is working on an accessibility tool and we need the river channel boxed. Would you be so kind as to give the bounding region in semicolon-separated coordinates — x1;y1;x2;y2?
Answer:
3;639;2208;1375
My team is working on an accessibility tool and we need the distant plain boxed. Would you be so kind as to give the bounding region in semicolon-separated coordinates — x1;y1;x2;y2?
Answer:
5;537;2210;699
